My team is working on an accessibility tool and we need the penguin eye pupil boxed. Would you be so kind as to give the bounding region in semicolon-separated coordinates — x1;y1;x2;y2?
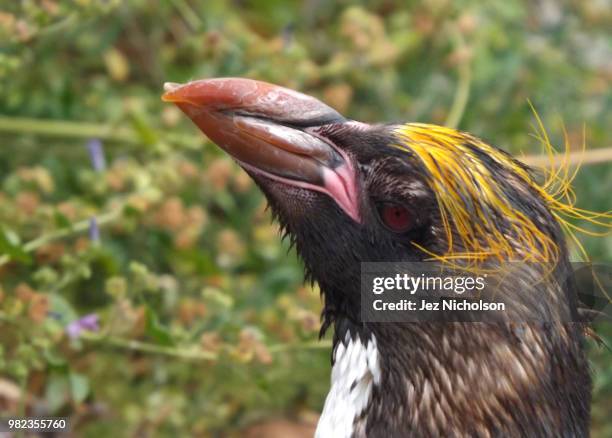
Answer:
379;203;413;233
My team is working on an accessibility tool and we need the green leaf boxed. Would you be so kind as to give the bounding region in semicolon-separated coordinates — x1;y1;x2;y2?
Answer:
202;287;234;309
0;226;32;264
69;372;90;404
123;204;141;217
144;306;174;346
128;111;158;146
45;374;68;413
44;349;67;369
53;211;72;229
48;293;78;324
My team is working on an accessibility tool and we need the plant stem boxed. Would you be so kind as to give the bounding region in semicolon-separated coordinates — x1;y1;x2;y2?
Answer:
0;116;202;149
522;147;612;168
1;117;611;168
170;0;202;30
0;117;131;142
445;32;472;129
81;332;218;361
0;206;122;268
268;339;332;352
80;332;331;362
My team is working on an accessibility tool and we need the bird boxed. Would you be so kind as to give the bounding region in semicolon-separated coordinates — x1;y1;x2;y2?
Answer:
162;78;609;437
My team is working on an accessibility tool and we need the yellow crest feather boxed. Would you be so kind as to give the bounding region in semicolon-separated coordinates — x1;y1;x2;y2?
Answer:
393;120;611;267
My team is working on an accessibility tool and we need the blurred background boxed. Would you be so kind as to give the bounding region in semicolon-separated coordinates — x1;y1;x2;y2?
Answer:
0;0;610;436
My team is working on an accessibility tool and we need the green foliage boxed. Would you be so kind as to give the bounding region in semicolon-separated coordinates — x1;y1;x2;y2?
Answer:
0;0;610;436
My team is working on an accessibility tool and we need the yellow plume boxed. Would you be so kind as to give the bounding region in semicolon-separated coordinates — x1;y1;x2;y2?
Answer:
394;120;611;267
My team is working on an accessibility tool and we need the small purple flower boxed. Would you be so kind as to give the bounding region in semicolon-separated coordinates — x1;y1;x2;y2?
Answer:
89;216;100;243
66;314;100;340
86;138;106;172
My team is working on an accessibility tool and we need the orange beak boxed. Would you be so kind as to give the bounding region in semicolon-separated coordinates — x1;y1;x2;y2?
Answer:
162;78;361;222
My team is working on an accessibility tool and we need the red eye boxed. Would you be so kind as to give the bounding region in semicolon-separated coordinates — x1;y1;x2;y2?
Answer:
380;204;413;232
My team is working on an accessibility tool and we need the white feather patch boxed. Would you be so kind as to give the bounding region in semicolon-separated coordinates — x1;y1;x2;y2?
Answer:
315;333;380;438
